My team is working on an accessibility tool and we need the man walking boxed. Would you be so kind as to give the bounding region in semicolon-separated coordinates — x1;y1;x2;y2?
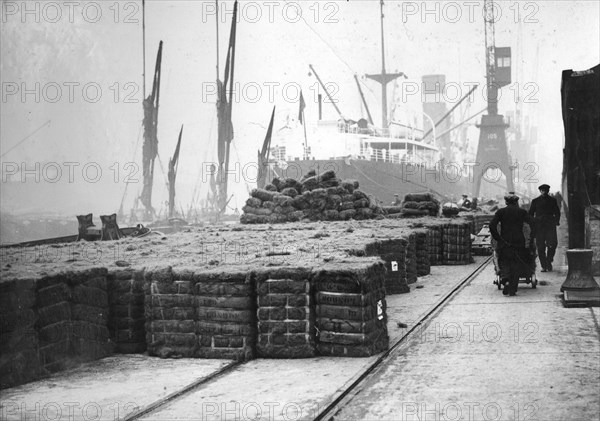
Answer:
529;184;561;272
490;193;536;296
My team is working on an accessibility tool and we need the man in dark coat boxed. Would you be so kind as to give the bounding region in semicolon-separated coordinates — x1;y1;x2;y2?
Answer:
528;184;560;271
490;193;536;296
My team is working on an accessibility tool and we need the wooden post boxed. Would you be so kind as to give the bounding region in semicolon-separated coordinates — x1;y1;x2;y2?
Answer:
100;214;123;241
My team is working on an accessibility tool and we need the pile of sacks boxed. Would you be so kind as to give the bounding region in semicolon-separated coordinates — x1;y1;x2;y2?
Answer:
241;170;384;224
401;193;440;217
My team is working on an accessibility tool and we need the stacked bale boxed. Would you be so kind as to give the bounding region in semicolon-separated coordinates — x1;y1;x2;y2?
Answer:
313;259;389;357
426;224;444;265
0;279;40;389
401;192;440;217
364;238;410;294
108;269;146;353
241;171;383;224
405;233;418;284
462;213;474;235
195;268;256;360
68;268;113;362
442;222;473;265
414;228;431;276
255;267;315;358
36;275;73;374
145;267;197;358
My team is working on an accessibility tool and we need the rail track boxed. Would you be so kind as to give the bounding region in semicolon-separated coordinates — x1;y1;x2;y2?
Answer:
122;256;492;421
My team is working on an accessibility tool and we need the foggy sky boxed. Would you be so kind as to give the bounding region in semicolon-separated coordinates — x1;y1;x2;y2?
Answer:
1;0;598;216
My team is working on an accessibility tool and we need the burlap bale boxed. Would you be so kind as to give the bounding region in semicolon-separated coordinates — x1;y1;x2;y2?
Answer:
301;176;319;192
318;169;337;182
36;283;69;308
280;178;303;192
273;194;294;207
255;267;314;358
251;188;276;202
404;192;437;202
0;280;40;388
37;302;71;326
316;318;380;334
323;210;340;220
352;190;368;201
240;214;270;224
300;169;317;181
318;330;384;346
355;208;373;219
264;183;277;191
196;308;255;324
262;201;276;210
246;197;262;208
339;209;357;220
382;206;403;215
341;181;355;193
317;334;388;357
292;195;309;210
271;177;283;191
401;208;429;217
280;187;299;198
274;205;295;215
242;205;273;216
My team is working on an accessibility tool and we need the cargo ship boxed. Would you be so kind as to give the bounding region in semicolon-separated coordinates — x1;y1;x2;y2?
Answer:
262;1;495;204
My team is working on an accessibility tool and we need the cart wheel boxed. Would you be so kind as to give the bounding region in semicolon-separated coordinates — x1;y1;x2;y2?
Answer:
532;274;537;289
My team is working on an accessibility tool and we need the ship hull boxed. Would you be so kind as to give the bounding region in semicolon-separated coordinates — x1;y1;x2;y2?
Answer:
271;159;474;204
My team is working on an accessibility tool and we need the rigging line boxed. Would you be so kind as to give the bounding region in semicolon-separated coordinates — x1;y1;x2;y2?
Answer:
192;112;217;205
0;120;51;158
156;151;169;190
288;0;377;98
119;122;145;211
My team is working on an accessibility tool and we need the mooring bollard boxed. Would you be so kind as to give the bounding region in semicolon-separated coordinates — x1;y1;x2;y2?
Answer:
76;214;95;241
100;213;123;241
561;249;600;306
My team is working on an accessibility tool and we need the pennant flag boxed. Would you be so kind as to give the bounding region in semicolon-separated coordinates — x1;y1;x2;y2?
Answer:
298;90;306;124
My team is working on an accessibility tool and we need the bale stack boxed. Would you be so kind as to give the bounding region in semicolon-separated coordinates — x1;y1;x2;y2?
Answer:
401;192;440;217
313;259;389;357
241;170;383;224
442;222;473;265
35;275;73;374
144;267;197;358
463;213;476;234
405;232;418;283
426;225;444;265
108;269;146;354
413;228;431;276
0;279;40;388
195;268;256;360
255;267;315;358
68;268;113;362
364;238;410;294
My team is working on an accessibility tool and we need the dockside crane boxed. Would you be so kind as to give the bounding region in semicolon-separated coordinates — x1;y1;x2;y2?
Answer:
472;0;514;197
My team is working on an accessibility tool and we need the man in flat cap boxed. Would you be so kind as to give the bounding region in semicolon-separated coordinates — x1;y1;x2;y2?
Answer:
528;184;560;272
490;193;536;296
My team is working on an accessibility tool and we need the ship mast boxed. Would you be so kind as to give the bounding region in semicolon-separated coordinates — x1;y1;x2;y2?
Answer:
365;0;404;128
